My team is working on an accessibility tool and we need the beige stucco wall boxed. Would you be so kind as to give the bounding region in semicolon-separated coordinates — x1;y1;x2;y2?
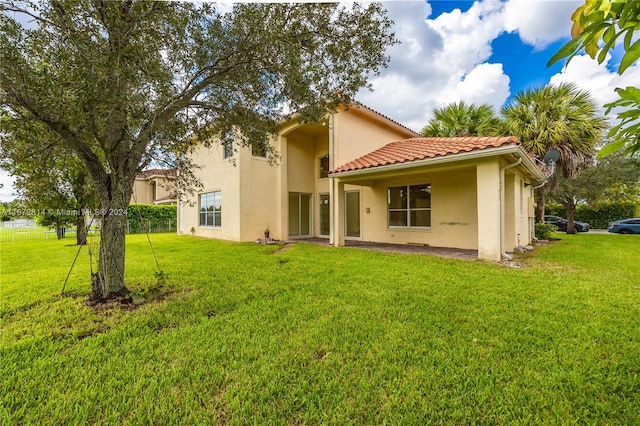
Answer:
333;108;418;167
349;166;479;249
131;180;152;204
179;143;242;241
153;177;175;202
238;143;280;241
131;176;175;205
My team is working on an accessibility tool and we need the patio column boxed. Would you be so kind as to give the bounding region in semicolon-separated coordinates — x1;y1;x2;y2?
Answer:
332;179;345;247
277;135;288;241
476;160;501;261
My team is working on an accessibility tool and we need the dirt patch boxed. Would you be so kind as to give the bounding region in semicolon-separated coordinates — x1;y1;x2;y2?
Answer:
84;286;175;312
272;242;294;255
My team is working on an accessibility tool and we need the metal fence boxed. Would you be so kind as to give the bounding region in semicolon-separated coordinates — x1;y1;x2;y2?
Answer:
0;219;176;242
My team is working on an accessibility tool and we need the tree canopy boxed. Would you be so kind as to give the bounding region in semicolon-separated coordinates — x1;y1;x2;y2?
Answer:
421;101;503;137
548;0;639;156
0;1;397;300
502;83;607;229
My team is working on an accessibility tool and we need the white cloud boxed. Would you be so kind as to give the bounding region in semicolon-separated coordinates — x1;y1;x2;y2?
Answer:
0;172;17;203
503;0;581;49
446;63;511;111
549;54;640;114
359;0;512;131
359;0;633;133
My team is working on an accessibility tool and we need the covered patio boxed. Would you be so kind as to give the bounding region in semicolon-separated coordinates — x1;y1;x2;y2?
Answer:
328;137;545;261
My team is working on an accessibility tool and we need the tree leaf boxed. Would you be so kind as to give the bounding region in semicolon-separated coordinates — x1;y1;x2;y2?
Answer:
547;36;584;67
596;139;625;158
619;39;640;74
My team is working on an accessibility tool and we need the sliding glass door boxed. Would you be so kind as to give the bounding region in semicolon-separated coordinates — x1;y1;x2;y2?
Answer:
345;190;360;238
289;192;311;237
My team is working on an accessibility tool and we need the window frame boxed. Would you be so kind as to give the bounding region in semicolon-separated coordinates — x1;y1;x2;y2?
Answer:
199;191;221;228
387;184;431;229
318;154;330;179
223;140;233;159
251;140;268;158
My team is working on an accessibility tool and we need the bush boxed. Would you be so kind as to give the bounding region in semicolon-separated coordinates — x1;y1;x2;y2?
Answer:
127;204;176;221
127;205;176;233
535;223;557;240
575;202;637;229
545;201;638;229
545;202;565;217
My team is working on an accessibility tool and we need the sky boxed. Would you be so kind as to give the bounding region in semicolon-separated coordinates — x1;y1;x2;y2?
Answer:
1;0;639;203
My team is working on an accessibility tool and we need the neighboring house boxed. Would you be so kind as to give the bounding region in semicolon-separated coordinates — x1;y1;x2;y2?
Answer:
131;169;177;205
178;104;545;261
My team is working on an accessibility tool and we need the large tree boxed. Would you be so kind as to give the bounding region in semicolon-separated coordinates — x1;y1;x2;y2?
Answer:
548;0;639;156
0;112;97;245
502;83;607;232
421;101;503;137
0;1;396;300
548;153;640;229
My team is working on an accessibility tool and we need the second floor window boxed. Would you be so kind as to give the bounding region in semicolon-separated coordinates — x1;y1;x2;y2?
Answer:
319;155;329;179
251;141;267;158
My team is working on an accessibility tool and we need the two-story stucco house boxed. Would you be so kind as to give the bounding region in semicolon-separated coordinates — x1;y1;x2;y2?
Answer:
177;103;545;261
131;169;177;205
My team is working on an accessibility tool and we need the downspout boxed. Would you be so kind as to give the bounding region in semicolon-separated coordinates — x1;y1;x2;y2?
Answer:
328;112;335;246
500;156;522;259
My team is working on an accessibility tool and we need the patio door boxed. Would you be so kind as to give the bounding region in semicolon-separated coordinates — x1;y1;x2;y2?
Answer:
319;193;330;237
289;192;311;237
345;190;360;238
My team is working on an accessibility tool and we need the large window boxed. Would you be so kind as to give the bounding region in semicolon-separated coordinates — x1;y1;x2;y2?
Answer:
199;191;221;227
388;184;431;227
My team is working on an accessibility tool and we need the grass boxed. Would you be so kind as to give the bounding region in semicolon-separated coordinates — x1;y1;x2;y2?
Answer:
1;233;639;424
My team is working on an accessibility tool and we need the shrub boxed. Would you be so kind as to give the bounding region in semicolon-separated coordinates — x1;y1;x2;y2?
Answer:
545;201;638;229
575;202;637;229
127;205;176;233
535;223;557;240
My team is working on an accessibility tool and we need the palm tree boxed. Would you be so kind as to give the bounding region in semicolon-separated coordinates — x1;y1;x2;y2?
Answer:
422;101;504;137
502;83;607;233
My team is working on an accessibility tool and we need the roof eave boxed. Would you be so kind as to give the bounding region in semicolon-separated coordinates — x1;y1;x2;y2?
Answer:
330;145;545;181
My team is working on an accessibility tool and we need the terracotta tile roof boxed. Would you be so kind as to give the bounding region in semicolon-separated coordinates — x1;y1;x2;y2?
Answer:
136;168;177;179
330;136;520;174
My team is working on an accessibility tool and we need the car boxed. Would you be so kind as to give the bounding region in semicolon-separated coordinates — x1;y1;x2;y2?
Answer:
544;215;590;233
607;218;640;234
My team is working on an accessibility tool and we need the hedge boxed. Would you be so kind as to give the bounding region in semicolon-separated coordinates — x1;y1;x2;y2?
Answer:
546;202;637;229
127;204;177;233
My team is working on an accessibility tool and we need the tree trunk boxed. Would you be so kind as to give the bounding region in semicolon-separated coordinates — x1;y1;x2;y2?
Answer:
55;218;64;239
535;187;546;223
565;200;577;234
76;211;87;246
90;185;130;301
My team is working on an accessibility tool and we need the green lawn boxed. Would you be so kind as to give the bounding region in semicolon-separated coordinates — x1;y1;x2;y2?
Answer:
1;233;639;424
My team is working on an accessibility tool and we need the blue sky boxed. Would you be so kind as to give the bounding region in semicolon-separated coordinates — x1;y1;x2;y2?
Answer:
1;0;638;202
356;0;638;132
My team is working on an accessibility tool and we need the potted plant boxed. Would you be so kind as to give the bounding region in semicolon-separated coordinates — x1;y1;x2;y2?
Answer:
264;224;270;239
